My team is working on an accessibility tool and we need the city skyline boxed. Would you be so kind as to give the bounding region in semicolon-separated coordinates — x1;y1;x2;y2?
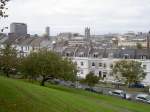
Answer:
2;0;150;35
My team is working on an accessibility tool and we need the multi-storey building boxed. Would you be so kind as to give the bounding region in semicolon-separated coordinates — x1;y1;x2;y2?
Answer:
62;46;150;85
10;23;27;36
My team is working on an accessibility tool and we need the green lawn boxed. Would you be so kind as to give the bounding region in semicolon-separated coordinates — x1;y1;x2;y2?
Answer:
0;76;150;112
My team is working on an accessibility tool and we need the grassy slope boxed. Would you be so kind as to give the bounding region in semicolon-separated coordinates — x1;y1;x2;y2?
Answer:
0;77;150;112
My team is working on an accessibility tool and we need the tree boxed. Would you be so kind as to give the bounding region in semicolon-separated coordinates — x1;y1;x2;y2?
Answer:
20;50;77;86
0;44;18;77
81;72;100;87
0;0;9;18
0;0;10;32
113;60;146;86
136;43;143;49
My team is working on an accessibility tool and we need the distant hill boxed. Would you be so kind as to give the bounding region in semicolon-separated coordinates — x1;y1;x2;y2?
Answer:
0;76;150;112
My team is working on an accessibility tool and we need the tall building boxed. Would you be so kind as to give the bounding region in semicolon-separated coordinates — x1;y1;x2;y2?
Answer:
45;26;50;37
10;23;27;36
85;27;90;38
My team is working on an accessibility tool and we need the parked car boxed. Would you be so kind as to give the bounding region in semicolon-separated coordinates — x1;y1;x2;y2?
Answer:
135;94;150;104
109;90;124;97
129;83;144;88
109;90;132;100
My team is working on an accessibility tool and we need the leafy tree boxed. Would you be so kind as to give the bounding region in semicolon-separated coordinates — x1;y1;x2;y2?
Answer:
81;72;100;87
113;60;146;86
136;43;143;49
20;50;77;86
0;44;18;77
0;0;10;32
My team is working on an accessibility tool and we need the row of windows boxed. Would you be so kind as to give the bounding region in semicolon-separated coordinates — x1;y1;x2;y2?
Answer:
21;46;30;51
21;46;41;51
80;61;147;69
80;70;113;78
123;55;147;59
80;61;113;68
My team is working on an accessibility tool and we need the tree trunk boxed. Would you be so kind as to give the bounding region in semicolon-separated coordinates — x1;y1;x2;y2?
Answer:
41;75;46;86
6;72;9;77
41;79;45;86
40;75;54;86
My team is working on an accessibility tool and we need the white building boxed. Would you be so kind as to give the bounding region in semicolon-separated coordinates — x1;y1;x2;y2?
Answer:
62;46;150;85
73;57;150;85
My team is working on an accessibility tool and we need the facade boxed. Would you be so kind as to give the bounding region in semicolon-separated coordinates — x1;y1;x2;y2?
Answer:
10;23;27;36
1;35;53;57
73;57;150;85
62;46;150;85
118;39;147;47
68;37;88;47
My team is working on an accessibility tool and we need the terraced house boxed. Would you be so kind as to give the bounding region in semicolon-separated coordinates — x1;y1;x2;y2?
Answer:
62;45;150;86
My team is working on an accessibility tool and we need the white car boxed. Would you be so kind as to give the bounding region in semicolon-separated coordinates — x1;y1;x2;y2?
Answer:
135;94;150;104
109;90;124;97
109;90;132;100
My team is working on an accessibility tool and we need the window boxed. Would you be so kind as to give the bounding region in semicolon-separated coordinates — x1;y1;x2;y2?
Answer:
137;97;147;101
94;54;97;58
21;46;23;51
81;62;84;66
99;63;102;67
103;63;106;68
74;62;77;66
141;55;147;59
26;46;28;50
110;72;113;76
99;71;102;78
93;53;98;58
103;75;106;78
92;62;95;66
66;53;70;57
110;64;113;68
80;70;83;74
103;72;107;78
123;54;130;59
79;52;85;57
143;65;147;69
109;53;113;58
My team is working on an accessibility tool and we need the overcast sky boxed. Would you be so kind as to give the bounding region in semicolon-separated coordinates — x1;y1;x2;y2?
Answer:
2;0;150;35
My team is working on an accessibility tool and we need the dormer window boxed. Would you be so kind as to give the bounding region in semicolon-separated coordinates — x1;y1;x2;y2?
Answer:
108;53;113;58
93;52;99;58
123;54;130;59
66;53;70;57
141;55;147;59
79;52;85;57
66;51;71;57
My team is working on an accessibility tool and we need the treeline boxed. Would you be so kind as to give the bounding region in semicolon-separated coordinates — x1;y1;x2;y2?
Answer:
0;44;77;86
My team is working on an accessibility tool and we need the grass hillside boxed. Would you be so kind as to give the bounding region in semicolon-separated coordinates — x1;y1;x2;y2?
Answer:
0;76;150;112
